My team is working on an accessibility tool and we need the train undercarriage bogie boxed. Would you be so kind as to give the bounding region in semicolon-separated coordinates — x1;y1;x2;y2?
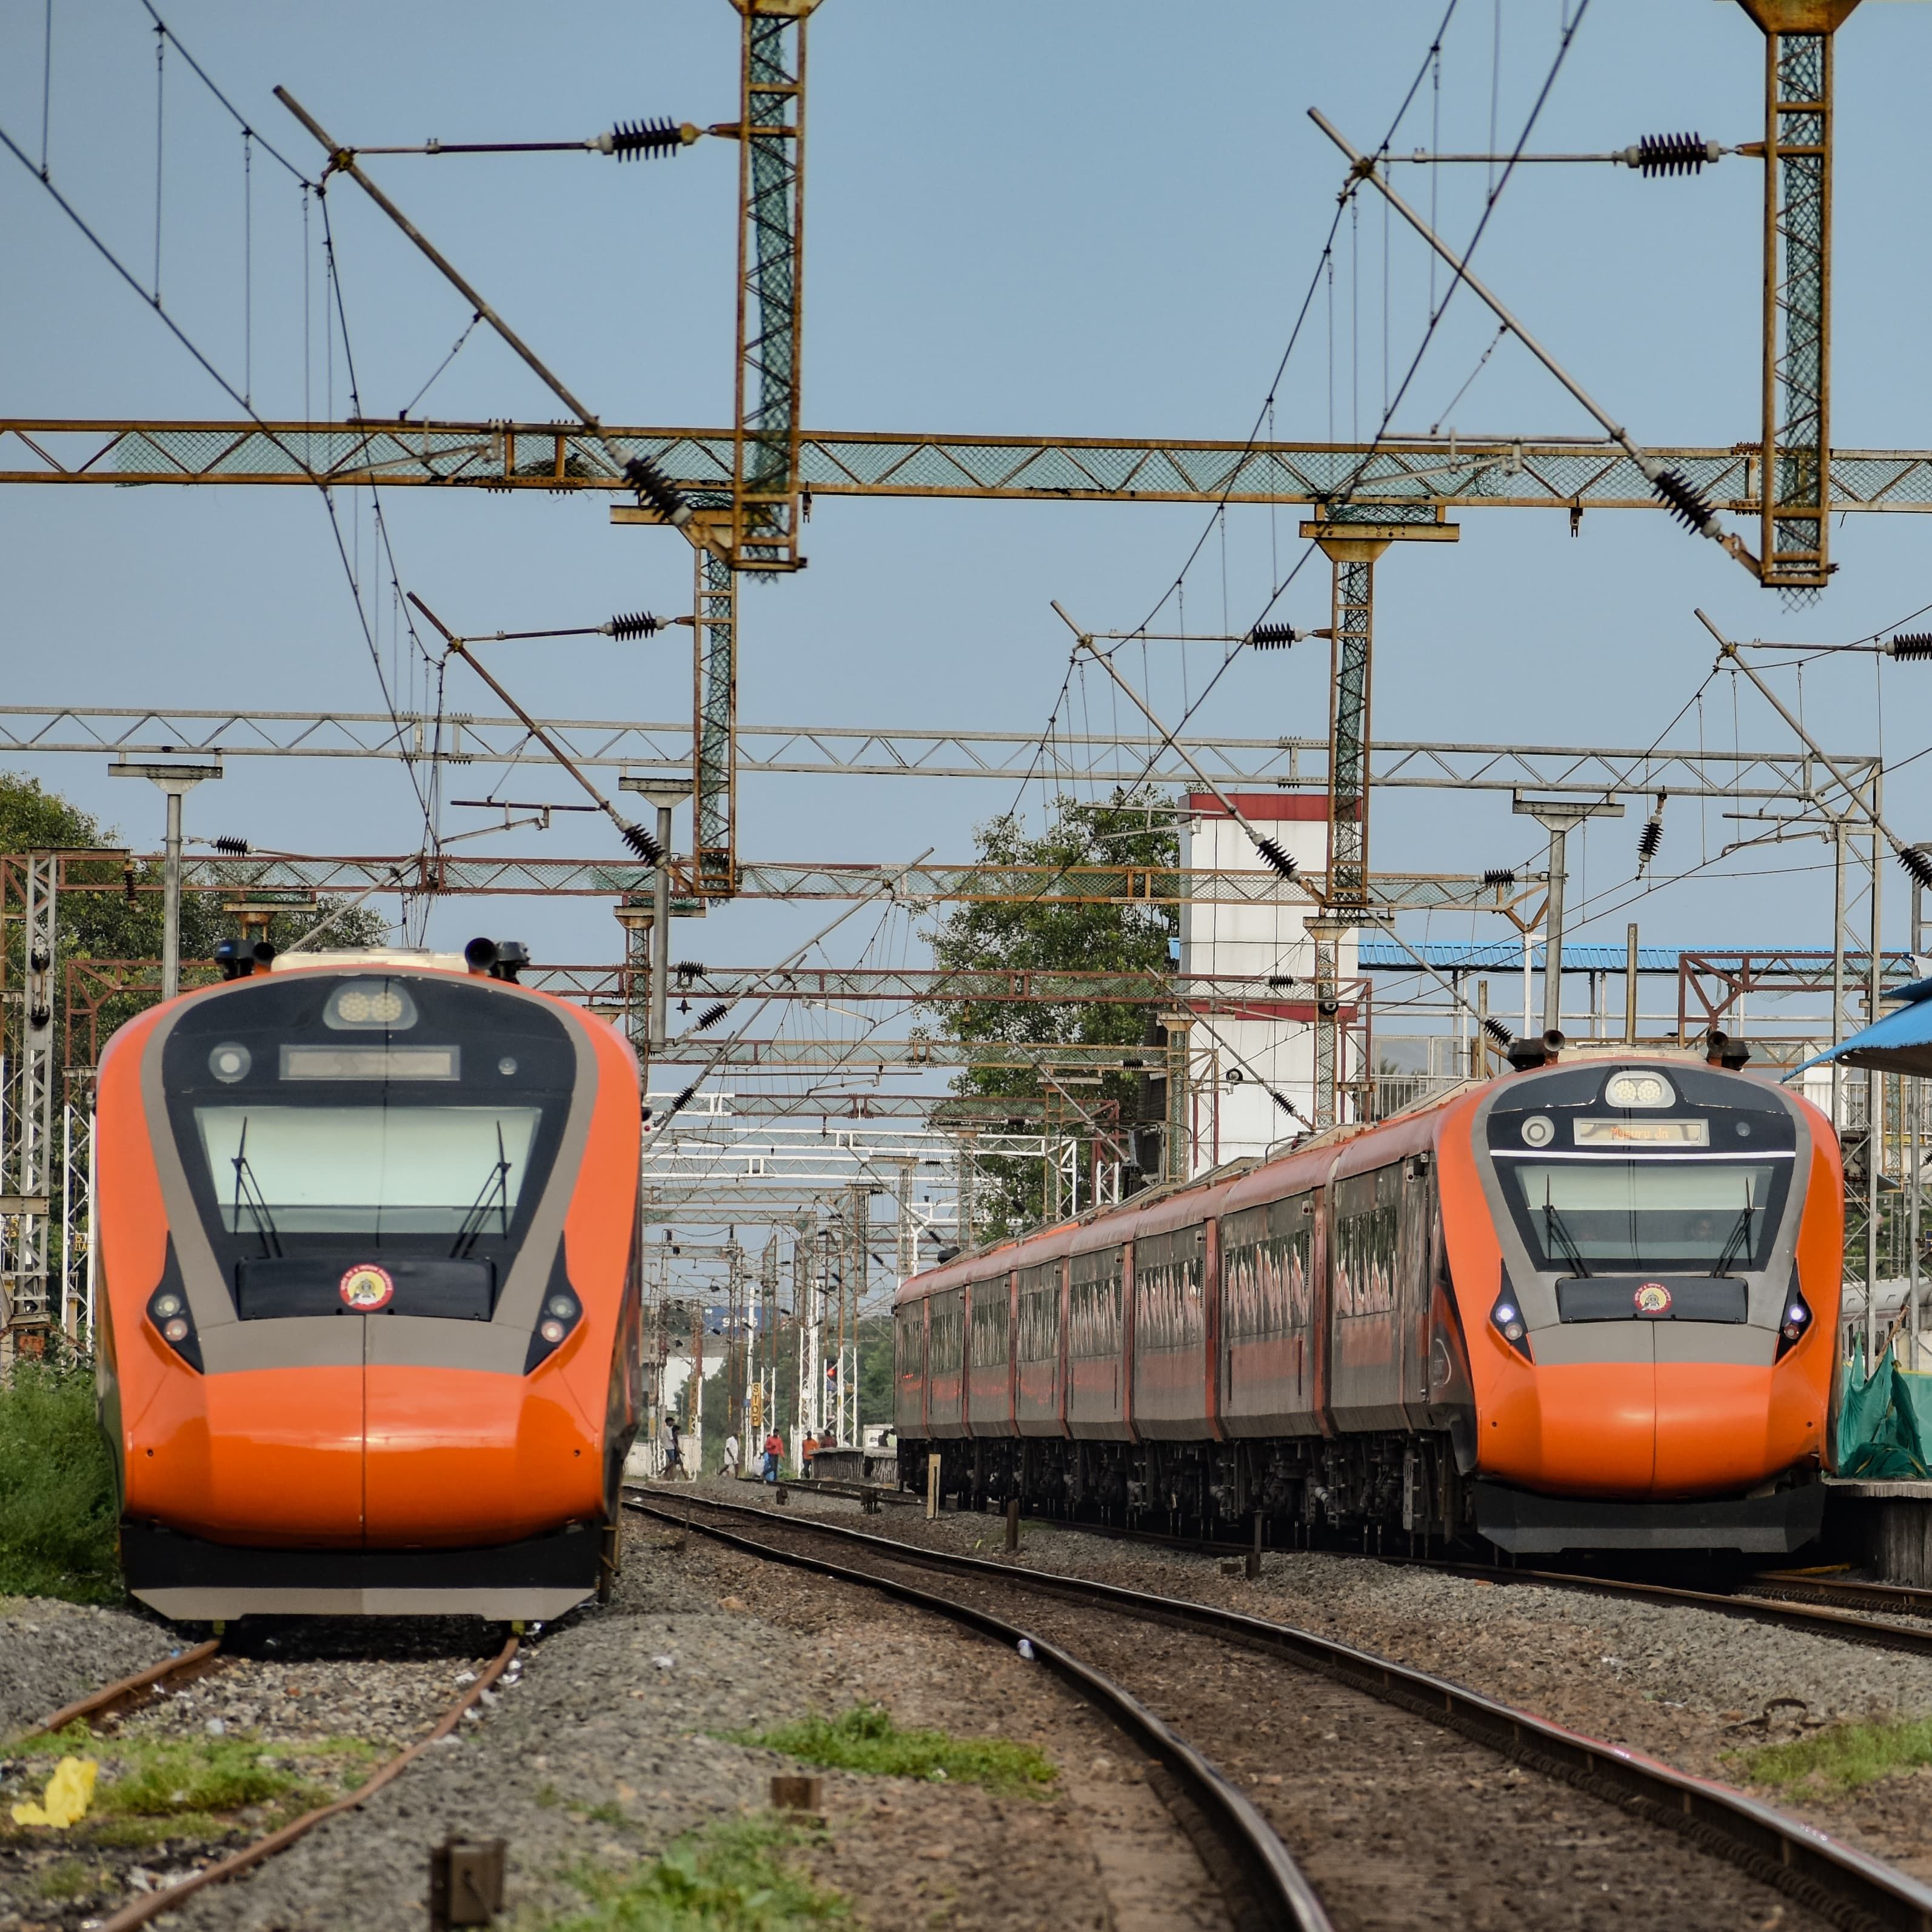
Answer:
898;1431;1476;1551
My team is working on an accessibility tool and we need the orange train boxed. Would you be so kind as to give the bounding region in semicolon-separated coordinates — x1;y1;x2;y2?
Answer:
894;1037;1843;1554
94;941;643;1620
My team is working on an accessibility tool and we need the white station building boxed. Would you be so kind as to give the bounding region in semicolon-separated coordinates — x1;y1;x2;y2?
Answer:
1177;792;1360;1171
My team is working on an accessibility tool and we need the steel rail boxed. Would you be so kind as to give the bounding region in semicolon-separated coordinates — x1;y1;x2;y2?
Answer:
95;1633;520;1932
1371;1554;1932;1659
1753;1571;1932;1620
920;1511;1932;1659
20;1638;224;1740
624;1496;1330;1932
657;1492;1932;1932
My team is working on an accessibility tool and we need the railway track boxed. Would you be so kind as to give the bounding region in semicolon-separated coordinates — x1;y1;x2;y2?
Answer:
644;1488;1932;1932
874;1500;1932;1659
8;1628;520;1932
628;1491;1331;1932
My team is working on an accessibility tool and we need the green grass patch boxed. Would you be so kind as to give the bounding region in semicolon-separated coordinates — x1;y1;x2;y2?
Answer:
5;1722;378;1839
1732;1714;1932;1795
0;1352;120;1603
543;1819;846;1932
738;1703;1054;1797
35;1856;99;1901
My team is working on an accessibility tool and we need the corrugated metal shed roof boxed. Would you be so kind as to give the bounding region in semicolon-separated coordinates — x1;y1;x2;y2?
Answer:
1360;941;1735;974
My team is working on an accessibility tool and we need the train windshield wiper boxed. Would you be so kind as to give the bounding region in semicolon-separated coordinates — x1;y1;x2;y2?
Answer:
450;1123;513;1259
1542;1182;1591;1279
229;1118;283;1260
1709;1196;1757;1277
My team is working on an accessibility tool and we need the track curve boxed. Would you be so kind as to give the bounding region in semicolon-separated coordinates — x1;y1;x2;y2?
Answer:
646;1488;1932;1932
627;1495;1331;1932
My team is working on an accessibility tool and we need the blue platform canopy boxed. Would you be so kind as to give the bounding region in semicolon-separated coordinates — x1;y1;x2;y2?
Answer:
1791;977;1932;1080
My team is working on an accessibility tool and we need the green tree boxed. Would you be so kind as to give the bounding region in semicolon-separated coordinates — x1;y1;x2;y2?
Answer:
0;768;389;1063
920;787;1178;1238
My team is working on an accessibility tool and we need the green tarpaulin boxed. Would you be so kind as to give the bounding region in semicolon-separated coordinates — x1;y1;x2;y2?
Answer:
1836;1343;1932;1479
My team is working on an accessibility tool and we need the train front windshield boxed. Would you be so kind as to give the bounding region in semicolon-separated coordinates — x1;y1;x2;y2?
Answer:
1486;1062;1802;1280
193;1105;545;1238
161;973;577;1291
1499;1159;1786;1274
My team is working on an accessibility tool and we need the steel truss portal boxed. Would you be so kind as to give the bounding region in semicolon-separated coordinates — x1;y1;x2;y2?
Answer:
0;706;1872;801
8;422;1932;515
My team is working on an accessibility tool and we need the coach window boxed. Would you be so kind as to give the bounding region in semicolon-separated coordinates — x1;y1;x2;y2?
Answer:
929;1295;965;1377
1222;1195;1313;1342
1070;1246;1125;1358
970;1277;1011;1368
1135;1226;1206;1352
894;1307;924;1385
1018;1263;1060;1362
1332;1166;1400;1318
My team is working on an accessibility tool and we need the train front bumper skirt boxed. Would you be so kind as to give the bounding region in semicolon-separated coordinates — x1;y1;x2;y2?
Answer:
120;1518;602;1620
1473;1477;1826;1554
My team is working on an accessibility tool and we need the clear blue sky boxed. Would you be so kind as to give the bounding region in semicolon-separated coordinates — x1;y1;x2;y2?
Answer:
4;0;1931;980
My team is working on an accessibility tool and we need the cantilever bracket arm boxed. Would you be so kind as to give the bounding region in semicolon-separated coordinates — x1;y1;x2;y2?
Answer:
1695;610;1922;887
1308;107;1762;581
407;593;664;864
275;85;703;549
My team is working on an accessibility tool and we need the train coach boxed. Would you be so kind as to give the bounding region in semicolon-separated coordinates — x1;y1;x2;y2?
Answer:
93;940;643;1621
894;1035;1842;1556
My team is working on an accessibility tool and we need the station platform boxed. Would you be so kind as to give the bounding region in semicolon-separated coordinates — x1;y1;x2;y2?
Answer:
1823;1477;1932;1585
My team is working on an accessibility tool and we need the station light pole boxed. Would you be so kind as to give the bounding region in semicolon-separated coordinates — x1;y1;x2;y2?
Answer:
110;758;222;1000
1512;794;1623;1038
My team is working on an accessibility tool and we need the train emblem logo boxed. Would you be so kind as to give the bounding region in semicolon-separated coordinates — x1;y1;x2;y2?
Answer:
1634;1282;1674;1315
339;1263;395;1312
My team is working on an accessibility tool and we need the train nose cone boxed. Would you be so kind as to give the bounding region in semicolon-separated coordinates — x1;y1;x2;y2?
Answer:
364;1366;603;1547
1654;1323;1785;1496
1512;1361;1657;1492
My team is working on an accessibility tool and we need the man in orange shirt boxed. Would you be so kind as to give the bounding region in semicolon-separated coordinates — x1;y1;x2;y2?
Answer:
801;1431;819;1477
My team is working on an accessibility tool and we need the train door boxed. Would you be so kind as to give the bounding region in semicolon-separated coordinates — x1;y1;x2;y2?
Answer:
1016;1259;1063;1434
1067;1240;1129;1440
1218;1190;1318;1436
894;1296;927;1438
1397;1152;1437;1425
1131;1223;1208;1437
1328;1162;1406;1432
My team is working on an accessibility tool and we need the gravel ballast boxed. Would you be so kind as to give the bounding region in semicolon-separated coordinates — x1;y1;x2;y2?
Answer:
2;1509;1238;1930
0;1597;178;1742
726;1481;1932;1884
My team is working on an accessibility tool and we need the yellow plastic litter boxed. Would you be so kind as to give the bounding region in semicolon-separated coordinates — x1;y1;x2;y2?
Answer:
10;1755;98;1828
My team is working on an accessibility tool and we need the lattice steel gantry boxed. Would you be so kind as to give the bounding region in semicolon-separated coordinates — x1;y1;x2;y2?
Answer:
681;1;820;900
1735;2;1862;598
1301;512;1459;1128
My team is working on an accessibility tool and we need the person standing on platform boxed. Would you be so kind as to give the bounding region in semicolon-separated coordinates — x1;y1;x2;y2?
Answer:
721;1431;741;1480
801;1431;820;1479
763;1430;783;1483
664;1416;684;1482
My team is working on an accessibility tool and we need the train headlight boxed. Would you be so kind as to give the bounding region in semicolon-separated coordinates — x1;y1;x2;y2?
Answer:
525;1274;584;1370
324;979;419;1031
147;1283;202;1371
1605;1071;1674;1109
1489;1275;1533;1360
1777;1277;1813;1359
